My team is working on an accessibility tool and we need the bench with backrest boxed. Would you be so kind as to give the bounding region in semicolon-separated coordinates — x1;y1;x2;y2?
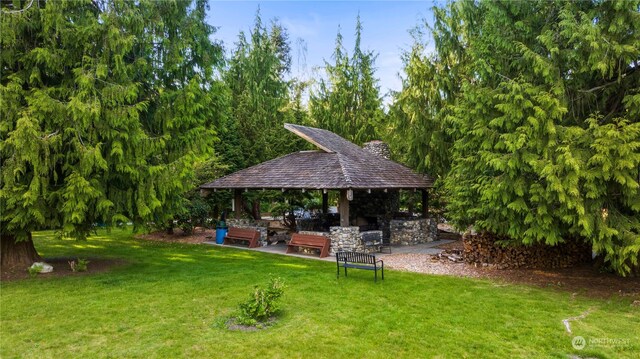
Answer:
286;233;330;258
336;251;384;282
224;227;260;248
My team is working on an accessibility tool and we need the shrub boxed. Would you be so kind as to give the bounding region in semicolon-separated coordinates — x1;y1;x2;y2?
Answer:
69;258;90;272
28;264;43;278
235;277;285;326
175;198;212;234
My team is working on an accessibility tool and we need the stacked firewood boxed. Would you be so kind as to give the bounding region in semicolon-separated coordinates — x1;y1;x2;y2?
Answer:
438;229;462;241
463;232;592;269
431;249;464;262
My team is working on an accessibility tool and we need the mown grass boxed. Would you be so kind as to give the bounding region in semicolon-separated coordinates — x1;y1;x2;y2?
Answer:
1;229;638;358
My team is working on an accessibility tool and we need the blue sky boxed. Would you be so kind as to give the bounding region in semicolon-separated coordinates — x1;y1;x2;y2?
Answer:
207;1;435;99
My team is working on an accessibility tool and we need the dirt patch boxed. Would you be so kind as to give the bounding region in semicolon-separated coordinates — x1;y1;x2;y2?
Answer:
225;316;278;332
1;257;127;281
384;250;640;299
135;227;215;244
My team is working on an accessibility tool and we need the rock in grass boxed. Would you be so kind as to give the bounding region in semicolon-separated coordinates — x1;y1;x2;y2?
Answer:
31;262;54;273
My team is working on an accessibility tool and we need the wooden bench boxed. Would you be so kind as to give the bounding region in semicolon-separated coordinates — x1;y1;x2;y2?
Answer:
286;233;330;258
224;227;260;248
336;251;384;282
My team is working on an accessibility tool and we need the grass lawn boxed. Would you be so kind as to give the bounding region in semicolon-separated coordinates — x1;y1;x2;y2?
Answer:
1;229;638;358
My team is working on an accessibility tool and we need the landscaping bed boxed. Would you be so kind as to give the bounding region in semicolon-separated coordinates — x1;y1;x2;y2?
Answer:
1;257;126;281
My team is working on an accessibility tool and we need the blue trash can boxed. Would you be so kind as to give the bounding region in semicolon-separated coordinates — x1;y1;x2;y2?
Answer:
215;228;227;244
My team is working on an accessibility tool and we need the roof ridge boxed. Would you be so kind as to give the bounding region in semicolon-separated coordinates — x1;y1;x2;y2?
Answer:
284;123;334;153
335;153;353;187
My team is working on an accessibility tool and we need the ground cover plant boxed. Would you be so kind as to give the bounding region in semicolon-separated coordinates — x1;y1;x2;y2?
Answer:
1;230;638;358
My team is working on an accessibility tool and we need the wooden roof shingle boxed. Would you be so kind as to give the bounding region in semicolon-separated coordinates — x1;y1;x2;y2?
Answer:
200;124;434;190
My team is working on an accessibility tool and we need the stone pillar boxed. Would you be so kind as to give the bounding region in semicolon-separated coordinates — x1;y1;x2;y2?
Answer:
329;226;362;255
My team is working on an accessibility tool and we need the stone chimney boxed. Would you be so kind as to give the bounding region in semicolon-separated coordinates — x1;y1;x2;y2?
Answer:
362;140;391;160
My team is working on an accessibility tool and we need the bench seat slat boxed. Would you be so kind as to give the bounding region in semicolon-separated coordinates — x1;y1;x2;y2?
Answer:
342;263;376;270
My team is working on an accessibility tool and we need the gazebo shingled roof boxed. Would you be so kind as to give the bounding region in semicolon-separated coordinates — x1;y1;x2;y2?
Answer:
200;123;434;191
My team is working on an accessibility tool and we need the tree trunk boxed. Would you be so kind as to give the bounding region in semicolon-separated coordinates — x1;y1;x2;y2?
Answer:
1;233;42;270
166;222;174;235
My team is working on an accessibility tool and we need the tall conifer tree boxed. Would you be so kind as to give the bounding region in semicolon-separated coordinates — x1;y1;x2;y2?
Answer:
310;16;384;145
0;0;225;267
392;0;640;275
224;10;298;169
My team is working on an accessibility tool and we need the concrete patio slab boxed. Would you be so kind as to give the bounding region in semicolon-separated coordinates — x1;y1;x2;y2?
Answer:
204;239;456;261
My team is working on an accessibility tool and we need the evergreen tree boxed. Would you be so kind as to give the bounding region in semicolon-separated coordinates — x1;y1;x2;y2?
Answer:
395;0;640;275
223;10;300;169
0;0;225;268
310;16;384;145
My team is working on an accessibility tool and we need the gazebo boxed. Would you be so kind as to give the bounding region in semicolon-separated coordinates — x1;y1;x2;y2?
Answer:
200;124;435;252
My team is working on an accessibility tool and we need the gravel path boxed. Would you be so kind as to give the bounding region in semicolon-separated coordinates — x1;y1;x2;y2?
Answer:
382;253;484;278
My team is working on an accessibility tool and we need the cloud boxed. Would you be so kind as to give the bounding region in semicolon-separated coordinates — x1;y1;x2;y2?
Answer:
282;13;321;39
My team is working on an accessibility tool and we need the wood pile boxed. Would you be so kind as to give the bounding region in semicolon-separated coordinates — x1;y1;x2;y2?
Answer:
438;229;462;241
463;233;592;269
431;249;464;263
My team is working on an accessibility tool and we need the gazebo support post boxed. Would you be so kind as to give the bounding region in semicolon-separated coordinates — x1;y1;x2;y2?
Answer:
322;191;328;214
233;189;243;217
339;189;350;227
421;189;428;218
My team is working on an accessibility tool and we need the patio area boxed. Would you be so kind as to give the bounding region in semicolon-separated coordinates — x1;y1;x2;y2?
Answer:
200;124;437;255
203;239;457;262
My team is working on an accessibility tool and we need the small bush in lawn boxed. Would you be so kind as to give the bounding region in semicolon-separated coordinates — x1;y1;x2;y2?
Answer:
28;264;43;278
235;277;285;326
69;258;89;272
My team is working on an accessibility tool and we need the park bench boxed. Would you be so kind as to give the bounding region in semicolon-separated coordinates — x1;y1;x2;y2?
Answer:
224;227;260;248
286;233;330;258
336;251;384;282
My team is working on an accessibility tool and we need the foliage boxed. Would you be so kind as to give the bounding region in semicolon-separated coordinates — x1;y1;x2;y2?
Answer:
235;276;285;326
310;16;385;145
394;0;640;275
27;263;43;278
388;31;456;179
0;0;225;248
69;258;89;272
223;10;304;170
1;230;639;357
175;198;211;234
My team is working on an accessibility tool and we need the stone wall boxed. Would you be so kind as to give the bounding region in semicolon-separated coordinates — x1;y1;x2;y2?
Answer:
328;226;363;255
226;218;268;246
389;218;438;245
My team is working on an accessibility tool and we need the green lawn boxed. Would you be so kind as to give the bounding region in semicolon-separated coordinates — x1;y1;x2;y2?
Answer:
1;230;638;358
